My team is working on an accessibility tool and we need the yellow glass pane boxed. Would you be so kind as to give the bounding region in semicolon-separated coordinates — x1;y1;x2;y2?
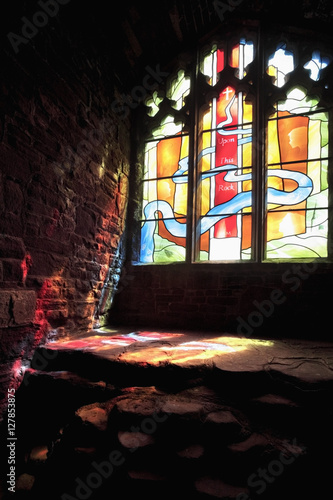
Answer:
174;184;187;214
201;107;212;131
308;119;321;153
267;119;280;165
243;100;252;124
204;131;212;149
201;177;211;215
201;156;211;173
243;142;252;167
181;135;189;158
267;65;277;80
309;160;321;195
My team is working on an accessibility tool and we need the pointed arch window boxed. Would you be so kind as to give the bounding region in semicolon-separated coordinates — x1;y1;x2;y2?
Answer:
136;29;332;264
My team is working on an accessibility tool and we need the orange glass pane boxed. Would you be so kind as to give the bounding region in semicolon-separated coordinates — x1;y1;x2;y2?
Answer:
230;45;239;68
200;231;209;252
277;113;309;163
157;178;175;206
157;136;182;178
242;215;252;250
267;211;306;241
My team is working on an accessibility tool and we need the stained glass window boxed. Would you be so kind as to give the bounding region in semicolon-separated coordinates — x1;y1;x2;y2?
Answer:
140;71;190;263
137;34;332;264
198;39;254;261
266;87;329;259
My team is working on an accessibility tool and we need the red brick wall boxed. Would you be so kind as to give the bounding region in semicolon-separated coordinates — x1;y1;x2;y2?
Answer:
0;6;131;420
110;262;332;340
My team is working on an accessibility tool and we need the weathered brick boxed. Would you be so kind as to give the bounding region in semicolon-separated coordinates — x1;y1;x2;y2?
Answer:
169;303;199;313
75;207;96;238
0;236;26;259
11;291;37;326
2;259;24;283
46;309;68;322
207;296;237;306
4;179;24;215
0;292;11;327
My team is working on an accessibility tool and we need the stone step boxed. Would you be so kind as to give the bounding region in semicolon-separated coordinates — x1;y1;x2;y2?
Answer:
14;369;119;446
6;332;333;500
31;333;333;401
195;476;249;499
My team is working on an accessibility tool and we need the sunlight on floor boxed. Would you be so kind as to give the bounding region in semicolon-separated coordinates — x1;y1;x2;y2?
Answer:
47;331;275;365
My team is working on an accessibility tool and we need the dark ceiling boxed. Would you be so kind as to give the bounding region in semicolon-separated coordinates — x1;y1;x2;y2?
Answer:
2;0;333;91
89;0;333;86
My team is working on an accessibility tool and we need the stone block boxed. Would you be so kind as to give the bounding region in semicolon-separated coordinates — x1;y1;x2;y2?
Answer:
2;259;24;282
75;207;96;238
0;290;36;327
76;403;109;432
195;477;249;498
28;446;48;464
0;235;26;259
45;309;69;322
0;147;30;182
16;473;35;492
11;290;37;325
4;179;24;215
0;292;11;327
28;250;68;277
118;431;155;449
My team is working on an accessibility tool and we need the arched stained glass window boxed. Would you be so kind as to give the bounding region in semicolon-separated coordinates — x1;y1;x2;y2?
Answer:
136;30;332;264
140;70;191;263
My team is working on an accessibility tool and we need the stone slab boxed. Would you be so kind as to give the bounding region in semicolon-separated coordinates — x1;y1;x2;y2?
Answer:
39;329;333;391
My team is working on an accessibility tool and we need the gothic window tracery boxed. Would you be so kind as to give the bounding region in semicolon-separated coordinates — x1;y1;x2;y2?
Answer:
136;29;332;264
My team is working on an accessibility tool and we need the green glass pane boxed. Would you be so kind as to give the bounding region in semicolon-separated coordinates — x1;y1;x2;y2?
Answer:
307;188;328;210
321;161;328;191
167;70;191;110
266;209;328;259
321;119;329;148
145;91;164;117
276;88;319;114
153;233;186;263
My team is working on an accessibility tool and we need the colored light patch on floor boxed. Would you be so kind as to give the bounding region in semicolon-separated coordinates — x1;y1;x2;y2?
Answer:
127;332;184;342
45;333;275;366
47;332;185;351
119;337;253;365
46;336;136;351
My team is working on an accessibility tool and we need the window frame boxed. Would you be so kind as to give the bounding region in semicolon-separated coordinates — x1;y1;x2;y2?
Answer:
132;23;333;266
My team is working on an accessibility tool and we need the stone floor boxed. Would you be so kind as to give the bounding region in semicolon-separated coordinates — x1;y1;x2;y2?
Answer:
1;328;333;499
